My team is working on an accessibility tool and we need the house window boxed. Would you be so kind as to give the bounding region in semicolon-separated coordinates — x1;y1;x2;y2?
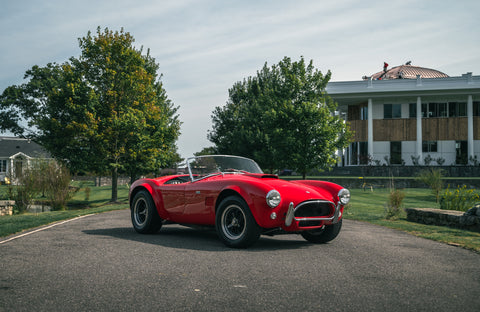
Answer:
0;160;6;172
359;142;369;164
360;106;368;120
474;101;480;116
422;103;428;117
438;103;447;117
456;141;468;165
384;104;401;119
350;142;358;165
422;141;437;153
390;141;402;165
409;103;416;118
428;103;447;117
448;102;467;117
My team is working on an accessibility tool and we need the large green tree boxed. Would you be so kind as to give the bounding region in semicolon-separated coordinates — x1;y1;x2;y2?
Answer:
0;27;181;201
208;56;351;178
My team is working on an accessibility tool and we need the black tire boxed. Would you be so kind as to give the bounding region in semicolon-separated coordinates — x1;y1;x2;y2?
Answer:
301;219;342;244
131;190;162;234
215;196;261;248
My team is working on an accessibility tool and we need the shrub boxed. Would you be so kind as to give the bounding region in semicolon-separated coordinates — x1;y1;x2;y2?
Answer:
435;157;445;166
385;189;405;220
440;185;480;212
8;160;75;212
423;154;433;166
84;187;91;201
41;162;75;210
416;168;444;203
10;166;38;213
411;155;420;166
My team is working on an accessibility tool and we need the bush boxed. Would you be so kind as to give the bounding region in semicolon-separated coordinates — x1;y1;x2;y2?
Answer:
41;162;76;210
440;185;480;212
416;168;445;203
423;154;433;166
385;189;405;220
84;187;91;201
8;160;75;213
10;166;38;213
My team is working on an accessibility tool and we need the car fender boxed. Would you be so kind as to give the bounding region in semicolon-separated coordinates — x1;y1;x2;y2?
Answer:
129;179;170;220
218;183;272;228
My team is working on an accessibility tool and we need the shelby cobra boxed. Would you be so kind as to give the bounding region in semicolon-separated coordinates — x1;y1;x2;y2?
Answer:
129;155;350;248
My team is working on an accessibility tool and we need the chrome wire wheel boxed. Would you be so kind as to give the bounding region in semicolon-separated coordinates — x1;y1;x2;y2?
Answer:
216;195;261;248
221;204;247;240
130;190;162;234
133;197;148;228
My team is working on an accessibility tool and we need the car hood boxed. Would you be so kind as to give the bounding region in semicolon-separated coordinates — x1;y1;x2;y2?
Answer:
243;173;336;203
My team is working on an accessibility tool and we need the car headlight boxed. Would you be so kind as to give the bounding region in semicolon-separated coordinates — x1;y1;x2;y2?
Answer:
338;188;350;205
266;190;281;208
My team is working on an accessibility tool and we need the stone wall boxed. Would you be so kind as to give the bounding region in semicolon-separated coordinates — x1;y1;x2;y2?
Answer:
0;201;52;215
0;200;14;216
321;165;480;178
405;207;480;232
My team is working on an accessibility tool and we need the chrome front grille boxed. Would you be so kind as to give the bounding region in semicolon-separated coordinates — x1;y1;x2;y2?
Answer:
294;200;334;220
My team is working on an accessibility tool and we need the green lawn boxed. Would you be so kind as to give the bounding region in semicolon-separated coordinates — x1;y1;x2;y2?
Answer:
0;183;129;237
345;188;480;253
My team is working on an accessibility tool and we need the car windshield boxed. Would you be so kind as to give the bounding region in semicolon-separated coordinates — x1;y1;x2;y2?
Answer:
186;155;263;181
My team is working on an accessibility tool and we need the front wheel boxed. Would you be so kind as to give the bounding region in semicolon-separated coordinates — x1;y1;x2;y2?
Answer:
301;219;342;244
131;190;162;234
216;196;260;248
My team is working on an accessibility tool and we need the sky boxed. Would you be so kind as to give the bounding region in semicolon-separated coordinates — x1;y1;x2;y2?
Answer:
1;0;479;158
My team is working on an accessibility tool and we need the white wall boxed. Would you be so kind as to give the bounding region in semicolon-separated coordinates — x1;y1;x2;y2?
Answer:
402;141;416;165
372;141;389;164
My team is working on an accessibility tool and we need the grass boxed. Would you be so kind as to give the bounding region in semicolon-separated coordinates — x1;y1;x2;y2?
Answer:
0;203;128;237
69;181;129;207
345;188;480;253
1;183;479;253
0;183;129;238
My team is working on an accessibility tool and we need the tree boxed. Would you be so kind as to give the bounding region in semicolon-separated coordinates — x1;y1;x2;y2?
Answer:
195;146;218;156
208;56;351;178
0;27;181;201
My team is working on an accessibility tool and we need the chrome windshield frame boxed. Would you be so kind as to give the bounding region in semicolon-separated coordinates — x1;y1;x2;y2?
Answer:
186;155;263;182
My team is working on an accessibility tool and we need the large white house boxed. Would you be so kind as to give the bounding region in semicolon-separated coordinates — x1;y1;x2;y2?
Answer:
327;64;480;166
0;137;50;183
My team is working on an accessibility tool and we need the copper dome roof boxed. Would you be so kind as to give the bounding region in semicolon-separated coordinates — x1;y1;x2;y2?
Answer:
369;63;449;80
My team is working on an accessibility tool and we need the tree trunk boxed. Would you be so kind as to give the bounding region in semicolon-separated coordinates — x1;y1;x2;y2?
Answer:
111;167;118;202
130;171;136;185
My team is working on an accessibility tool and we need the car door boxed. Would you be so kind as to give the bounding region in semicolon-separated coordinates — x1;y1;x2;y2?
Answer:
181;180;218;225
160;184;186;215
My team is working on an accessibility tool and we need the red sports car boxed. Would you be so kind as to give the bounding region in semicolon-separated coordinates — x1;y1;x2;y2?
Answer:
129;155;350;248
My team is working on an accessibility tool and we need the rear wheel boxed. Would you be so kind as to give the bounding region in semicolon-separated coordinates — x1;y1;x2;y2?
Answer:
131;190;162;234
301;219;342;244
216;196;260;248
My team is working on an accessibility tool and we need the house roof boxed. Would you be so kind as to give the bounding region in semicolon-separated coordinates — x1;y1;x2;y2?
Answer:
370;64;449;80
0;137;50;158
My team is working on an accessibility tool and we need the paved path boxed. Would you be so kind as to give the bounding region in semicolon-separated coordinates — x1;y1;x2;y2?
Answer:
1;209;479;312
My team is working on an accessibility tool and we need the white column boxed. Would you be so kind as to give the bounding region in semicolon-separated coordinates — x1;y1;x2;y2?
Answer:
467;95;474;163
416;96;423;163
368;98;373;158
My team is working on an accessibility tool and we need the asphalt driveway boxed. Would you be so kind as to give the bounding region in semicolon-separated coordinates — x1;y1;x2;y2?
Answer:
1;209;479;312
